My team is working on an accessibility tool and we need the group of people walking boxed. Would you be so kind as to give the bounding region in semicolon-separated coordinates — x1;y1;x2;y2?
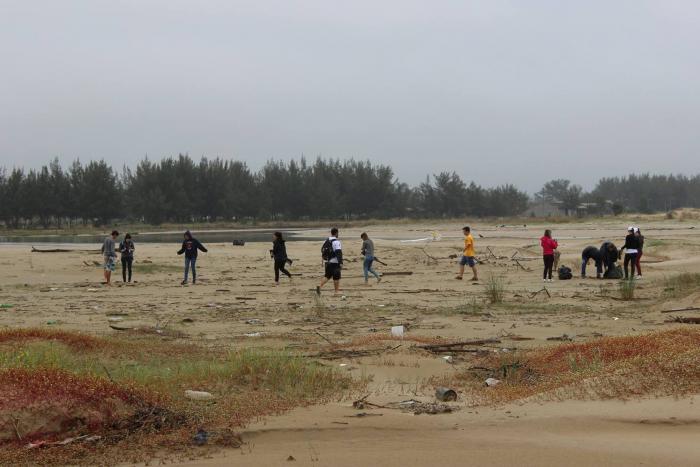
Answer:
100;224;646;289
100;228;383;292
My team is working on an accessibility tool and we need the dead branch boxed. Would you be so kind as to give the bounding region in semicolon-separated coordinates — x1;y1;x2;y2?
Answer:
660;306;700;314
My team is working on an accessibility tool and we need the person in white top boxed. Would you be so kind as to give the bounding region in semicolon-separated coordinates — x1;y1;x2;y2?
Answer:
317;227;343;295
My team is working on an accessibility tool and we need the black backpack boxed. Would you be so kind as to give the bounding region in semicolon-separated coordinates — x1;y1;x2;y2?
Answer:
604;265;623;279
558;266;573;280
321;238;335;261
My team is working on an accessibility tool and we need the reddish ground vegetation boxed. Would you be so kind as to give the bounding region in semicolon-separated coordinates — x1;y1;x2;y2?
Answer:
0;328;104;351
450;329;700;405
0;368;165;443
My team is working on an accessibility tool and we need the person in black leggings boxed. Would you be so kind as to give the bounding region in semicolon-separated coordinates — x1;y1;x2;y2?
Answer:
619;227;641;279
271;232;292;285
540;229;558;282
119;233;135;283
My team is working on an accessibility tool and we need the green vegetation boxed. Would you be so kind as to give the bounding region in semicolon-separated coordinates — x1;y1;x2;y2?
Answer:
0;156;530;228
0;329;350;465
618;278;637;301
485;275;505;304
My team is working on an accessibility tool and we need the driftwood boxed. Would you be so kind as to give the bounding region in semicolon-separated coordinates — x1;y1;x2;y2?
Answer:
32;246;100;253
513;259;531;271
660;306;700;314
665;316;700;324
381;271;413;276
529;287;551;299
418;338;500;353
547;334;573;341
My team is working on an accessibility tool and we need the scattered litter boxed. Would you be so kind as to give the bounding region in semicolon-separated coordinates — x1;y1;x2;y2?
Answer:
391;325;405;338
27;434;101;449
442;355;454;364
244;332;262;337
87;288;100;292
435;387;457;401
193;429;209;446
344;412;383;418
245;319;264;325
341;295;347;301
412;403;455;415
0;304;13;309
185;390;215;401
613;317;619;321
46;320;57;325
339;363;348;367
485;378;501;387
107;317;123;322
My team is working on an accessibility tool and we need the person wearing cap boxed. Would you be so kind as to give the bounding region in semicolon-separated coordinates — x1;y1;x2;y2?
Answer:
619;226;641;280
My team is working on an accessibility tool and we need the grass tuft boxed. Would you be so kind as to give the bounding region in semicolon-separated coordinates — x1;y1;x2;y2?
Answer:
618;278;637;300
484;274;505;304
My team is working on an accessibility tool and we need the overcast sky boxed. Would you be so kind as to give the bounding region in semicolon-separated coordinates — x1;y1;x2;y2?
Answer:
1;1;698;192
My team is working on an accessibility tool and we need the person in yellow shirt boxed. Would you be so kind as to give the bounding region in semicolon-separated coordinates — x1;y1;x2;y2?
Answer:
456;226;478;281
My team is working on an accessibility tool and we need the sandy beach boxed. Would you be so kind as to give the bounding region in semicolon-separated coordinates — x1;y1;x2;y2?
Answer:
2;219;700;466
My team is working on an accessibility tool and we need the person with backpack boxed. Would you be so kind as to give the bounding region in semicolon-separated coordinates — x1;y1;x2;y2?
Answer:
618;226;641;280
119;233;135;283
456;226;478;281
101;230;119;286
540;229;558;282
271;231;292;285
177;230;208;285
634;227;645;279
581;245;603;279
360;232;381;284
317;227;343;295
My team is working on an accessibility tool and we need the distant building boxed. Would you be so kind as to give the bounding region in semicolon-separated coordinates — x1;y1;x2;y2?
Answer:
524;200;613;217
525;199;567;217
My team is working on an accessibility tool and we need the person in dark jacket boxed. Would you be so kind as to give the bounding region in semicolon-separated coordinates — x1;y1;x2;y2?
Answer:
634;227;645;278
271;232;292;285
581;245;603;279
619;227;641;279
177;230;207;285
119;233;135;283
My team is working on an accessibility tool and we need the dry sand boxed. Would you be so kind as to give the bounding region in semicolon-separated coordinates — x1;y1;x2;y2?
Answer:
2;219;699;466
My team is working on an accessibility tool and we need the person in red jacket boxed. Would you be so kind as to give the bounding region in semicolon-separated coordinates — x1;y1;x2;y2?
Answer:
540;229;558;282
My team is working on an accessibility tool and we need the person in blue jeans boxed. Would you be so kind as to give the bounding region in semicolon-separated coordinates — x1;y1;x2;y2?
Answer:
360;232;381;284
177;230;207;285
